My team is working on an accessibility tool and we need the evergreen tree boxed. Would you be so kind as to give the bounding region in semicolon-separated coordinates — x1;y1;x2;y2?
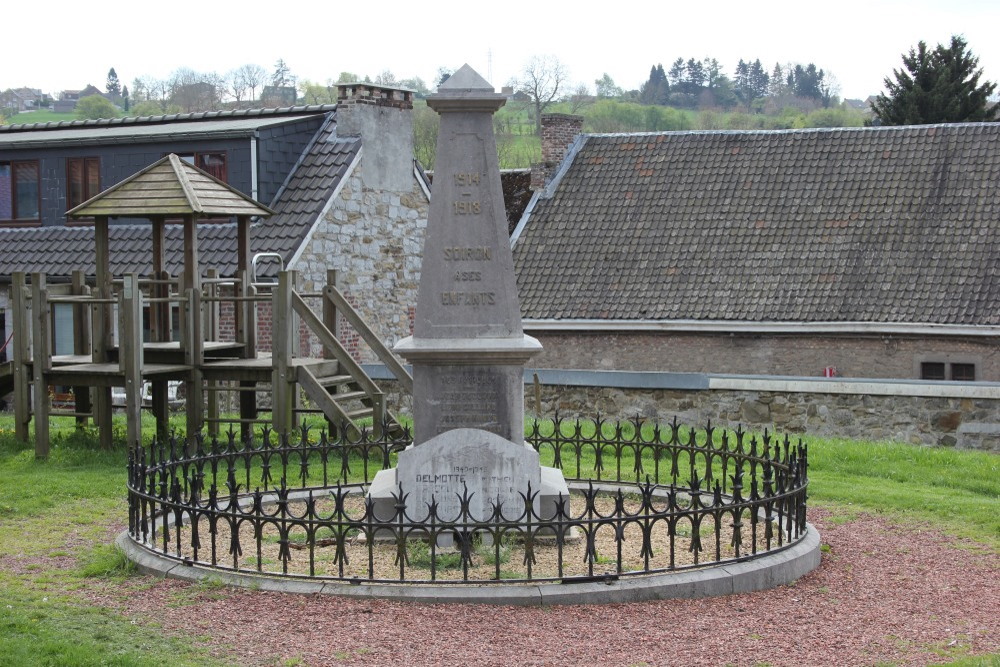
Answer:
638;64;669;105
272;59;293;87
686;58;705;92
872;35;998;124
734;59;769;110
122;85;130;112
703;58;722;90
769;63;787;97
106;67;121;97
790;64;825;101
667;58;686;87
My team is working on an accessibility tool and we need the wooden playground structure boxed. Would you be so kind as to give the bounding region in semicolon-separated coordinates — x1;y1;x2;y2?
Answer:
2;155;411;457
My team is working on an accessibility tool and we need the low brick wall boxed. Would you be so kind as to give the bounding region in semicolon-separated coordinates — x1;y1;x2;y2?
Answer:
369;367;1000;451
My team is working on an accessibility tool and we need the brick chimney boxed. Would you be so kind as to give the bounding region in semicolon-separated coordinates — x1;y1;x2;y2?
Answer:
531;113;584;189
336;83;415;191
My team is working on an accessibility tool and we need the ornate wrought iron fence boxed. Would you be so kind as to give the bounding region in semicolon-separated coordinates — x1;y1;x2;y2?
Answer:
126;416;809;584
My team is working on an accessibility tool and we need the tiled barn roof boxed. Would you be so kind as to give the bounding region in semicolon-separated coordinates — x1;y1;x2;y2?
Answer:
512;123;1000;326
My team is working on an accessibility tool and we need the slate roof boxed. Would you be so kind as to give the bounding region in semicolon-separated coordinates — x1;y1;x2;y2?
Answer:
512;123;1000;327
0;105;338;149
0;110;360;280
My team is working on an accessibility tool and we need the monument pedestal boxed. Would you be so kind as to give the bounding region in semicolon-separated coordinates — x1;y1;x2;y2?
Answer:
395;335;541;445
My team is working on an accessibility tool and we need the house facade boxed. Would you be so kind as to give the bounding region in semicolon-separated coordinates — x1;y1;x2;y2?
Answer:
0;85;429;367
0;106;329;227
513;117;1000;384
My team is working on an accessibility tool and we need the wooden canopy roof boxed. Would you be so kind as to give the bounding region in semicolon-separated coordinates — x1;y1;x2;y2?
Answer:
66;153;274;220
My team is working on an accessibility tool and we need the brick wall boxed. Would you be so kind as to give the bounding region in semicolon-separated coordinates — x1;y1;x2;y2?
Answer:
527;330;1000;382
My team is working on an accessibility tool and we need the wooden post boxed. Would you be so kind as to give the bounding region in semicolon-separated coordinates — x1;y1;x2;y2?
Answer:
71;270;92;429
322;269;339;435
149;269;170;441
206;268;219;436
12;273;30;443
93;215;113;450
119;274;143;449
271;270;295;435
30;274;51;459
323;269;340;355
238;269;257;359
236;268;258;442
183;287;204;446
150;216;166;338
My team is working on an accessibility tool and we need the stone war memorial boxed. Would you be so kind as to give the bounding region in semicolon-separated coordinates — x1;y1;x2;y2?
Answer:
370;64;569;525
121;65;819;604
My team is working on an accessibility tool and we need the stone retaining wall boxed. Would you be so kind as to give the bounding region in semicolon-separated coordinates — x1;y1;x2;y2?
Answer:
372;370;999;451
531;384;999;451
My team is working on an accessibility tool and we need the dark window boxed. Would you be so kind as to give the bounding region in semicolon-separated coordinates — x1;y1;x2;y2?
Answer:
67;157;101;210
0;160;40;222
951;363;976;382
176;152;227;182
196;153;227;181
920;362;946;381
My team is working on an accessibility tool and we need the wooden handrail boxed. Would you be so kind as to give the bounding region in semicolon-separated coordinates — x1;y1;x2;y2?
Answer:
323;285;413;393
290;292;380;397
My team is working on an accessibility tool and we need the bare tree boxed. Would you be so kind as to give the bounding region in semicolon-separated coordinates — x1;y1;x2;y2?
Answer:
168;68;222;112
568;83;593;113
514;55;568;134
374;69;397;86
226;69;249;108
235;63;267;104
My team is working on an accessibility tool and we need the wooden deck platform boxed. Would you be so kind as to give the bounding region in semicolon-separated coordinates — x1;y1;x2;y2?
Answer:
44;363;193;387
33;351;337;386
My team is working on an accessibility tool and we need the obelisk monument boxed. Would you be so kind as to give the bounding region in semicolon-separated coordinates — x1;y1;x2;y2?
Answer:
369;65;567;523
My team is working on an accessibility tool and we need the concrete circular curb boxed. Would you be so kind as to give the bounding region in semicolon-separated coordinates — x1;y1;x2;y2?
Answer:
116;523;821;606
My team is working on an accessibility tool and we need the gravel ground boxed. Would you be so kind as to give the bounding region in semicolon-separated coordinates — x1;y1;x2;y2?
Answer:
76;506;998;667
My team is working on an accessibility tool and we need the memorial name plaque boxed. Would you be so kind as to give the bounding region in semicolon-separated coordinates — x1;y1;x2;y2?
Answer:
397;429;541;521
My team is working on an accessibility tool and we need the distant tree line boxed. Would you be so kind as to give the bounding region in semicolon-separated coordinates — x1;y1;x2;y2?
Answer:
632;56;838;113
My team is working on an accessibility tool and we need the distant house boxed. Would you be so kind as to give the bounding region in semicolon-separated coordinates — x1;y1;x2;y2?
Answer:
512;116;1000;382
0;84;429;364
0;88;43;113
261;85;298;107
54;85;112;112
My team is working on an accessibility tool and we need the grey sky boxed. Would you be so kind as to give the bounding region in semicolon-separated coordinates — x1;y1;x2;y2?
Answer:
6;0;998;103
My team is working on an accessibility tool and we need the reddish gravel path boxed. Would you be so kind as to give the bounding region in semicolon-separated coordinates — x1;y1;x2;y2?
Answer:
82;507;998;667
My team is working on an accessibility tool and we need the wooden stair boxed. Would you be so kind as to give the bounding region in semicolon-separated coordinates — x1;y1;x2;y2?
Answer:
296;362;405;437
273;276;410;439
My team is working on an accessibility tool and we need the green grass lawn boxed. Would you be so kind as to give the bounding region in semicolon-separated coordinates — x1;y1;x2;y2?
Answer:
4;110;78;125
0;415;996;665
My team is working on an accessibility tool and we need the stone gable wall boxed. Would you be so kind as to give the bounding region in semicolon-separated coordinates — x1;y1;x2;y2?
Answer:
292;161;428;362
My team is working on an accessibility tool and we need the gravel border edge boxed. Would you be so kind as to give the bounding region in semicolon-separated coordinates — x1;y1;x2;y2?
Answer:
116;524;821;606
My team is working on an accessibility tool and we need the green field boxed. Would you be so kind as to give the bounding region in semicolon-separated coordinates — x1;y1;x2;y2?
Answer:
0;416;996;665
4;110;78;125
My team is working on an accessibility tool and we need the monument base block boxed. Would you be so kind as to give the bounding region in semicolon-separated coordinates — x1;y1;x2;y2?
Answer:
366;428;569;537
